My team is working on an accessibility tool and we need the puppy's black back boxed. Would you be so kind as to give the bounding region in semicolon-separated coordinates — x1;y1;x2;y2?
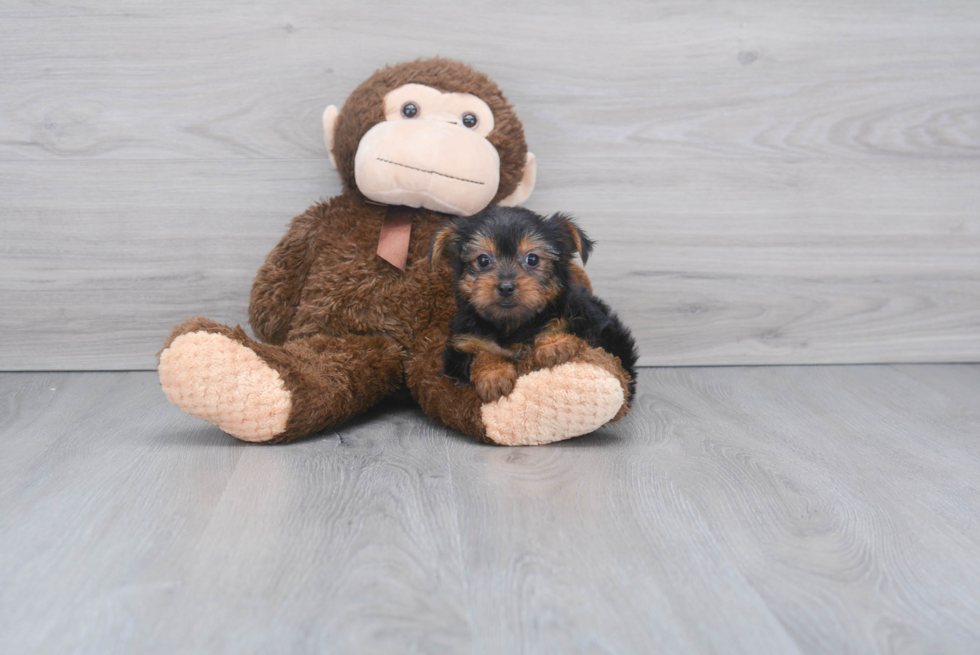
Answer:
562;284;639;399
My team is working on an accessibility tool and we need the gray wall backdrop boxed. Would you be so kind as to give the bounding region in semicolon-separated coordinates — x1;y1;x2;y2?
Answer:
2;1;979;370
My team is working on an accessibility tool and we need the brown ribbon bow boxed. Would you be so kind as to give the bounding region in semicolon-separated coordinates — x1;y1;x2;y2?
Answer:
376;205;415;271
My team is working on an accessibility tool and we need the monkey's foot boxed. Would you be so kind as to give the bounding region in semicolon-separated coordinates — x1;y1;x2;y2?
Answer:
158;330;291;443
480;362;625;446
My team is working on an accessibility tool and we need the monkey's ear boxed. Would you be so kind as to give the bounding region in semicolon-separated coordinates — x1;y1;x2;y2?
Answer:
322;105;339;169
551;213;595;265
430;222;460;270
498;152;536;207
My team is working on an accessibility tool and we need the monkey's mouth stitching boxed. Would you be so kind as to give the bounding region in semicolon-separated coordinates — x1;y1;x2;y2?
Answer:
376;158;485;185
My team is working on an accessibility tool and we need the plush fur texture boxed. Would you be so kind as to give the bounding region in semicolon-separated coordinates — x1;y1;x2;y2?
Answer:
158;58;633;445
434;206;639;406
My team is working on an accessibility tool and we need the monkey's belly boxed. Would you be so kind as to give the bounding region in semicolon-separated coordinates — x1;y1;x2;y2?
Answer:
287;262;449;344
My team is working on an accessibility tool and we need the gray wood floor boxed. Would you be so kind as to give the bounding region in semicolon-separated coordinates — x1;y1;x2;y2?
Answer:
2;366;979;654
3;1;980;370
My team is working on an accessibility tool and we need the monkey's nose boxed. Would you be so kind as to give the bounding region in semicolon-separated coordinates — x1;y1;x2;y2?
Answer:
497;281;516;298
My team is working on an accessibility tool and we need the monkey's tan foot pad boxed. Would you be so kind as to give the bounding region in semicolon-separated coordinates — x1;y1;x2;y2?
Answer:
480;362;625;446
158;331;291;443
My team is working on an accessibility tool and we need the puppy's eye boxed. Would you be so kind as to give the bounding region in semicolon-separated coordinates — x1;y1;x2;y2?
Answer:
461;113;478;129
476;254;492;269
401;102;419;119
525;253;540;267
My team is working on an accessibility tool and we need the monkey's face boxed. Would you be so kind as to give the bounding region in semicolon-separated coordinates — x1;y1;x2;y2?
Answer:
353;84;502;216
324;59;535;213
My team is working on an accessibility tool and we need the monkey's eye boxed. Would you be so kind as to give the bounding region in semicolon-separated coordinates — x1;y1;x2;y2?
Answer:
476;254;492;269
525;253;540;267
461;113;478;129
401;102;419;119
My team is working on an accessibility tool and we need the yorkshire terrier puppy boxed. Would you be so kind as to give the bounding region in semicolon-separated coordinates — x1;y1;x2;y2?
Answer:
431;206;638;406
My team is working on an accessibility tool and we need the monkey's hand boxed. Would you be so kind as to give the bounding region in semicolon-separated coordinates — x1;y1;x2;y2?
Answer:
532;321;586;369
471;352;519;403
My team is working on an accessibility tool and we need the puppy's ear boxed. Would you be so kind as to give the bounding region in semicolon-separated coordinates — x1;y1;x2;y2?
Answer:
550;213;595;265
430;220;460;270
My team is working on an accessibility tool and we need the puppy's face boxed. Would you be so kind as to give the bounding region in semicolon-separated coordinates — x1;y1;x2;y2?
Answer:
432;207;593;329
455;228;562;326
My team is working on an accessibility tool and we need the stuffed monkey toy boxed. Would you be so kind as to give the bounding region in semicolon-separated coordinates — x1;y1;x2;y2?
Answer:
158;58;633;446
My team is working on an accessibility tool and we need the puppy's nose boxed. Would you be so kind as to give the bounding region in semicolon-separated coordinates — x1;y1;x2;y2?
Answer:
497;281;516;298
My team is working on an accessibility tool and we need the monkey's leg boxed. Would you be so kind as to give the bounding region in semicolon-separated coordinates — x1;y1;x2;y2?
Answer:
158;318;403;443
406;325;632;446
404;326;489;442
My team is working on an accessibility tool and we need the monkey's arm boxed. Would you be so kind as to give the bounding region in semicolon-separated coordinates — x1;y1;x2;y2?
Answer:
248;205;325;344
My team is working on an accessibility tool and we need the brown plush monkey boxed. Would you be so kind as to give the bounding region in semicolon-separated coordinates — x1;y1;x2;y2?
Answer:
158;58;632;446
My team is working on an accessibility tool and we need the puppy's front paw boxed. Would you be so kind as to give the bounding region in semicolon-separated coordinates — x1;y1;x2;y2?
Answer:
534;334;584;369
473;363;518;403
